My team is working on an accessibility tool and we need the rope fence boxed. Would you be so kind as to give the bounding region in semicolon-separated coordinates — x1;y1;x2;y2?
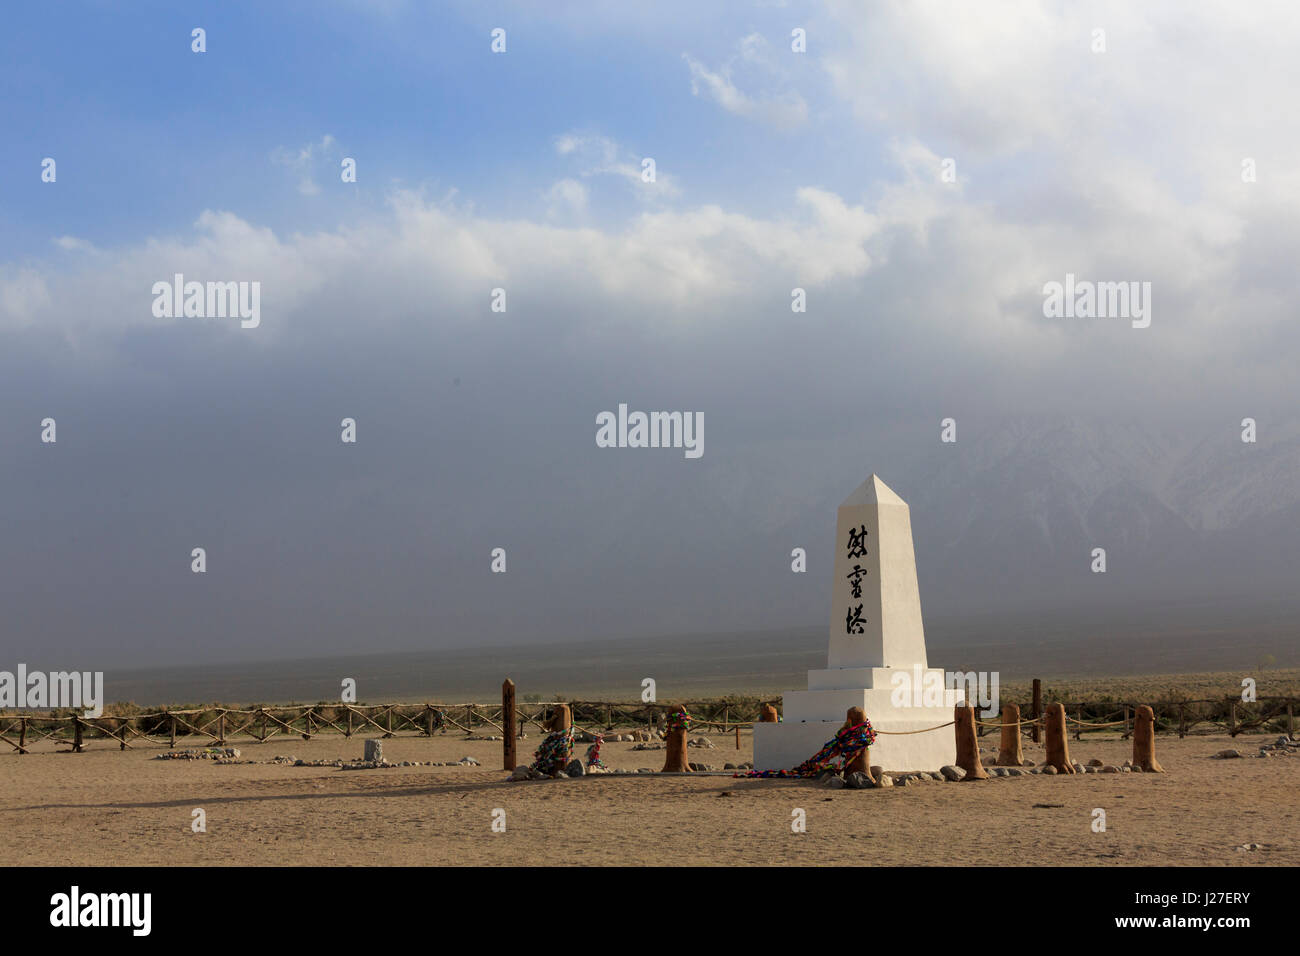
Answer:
1;691;1295;755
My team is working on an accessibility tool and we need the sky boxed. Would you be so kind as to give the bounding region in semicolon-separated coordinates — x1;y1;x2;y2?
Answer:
3;1;1300;669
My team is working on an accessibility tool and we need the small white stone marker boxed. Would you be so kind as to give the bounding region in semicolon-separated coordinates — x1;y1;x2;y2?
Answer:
364;739;383;763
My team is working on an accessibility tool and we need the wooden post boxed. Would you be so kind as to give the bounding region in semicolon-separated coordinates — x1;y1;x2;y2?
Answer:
996;704;1023;766
466;704;473;735
425;705;434;738
1230;702;1238;737
1123;704;1131;739
953;704;988;780
503;679;517;771
73;716;83;753
218;710;226;745
345;708;352;738
1031;679;1042;743
18;717;27;755
261;709;268;742
661;707;691;773
547;704;572;732
1178;702;1186;738
1132;704;1164;772
385;706;393;738
169;713;176;748
1043;703;1075;773
1074;706;1083;741
1288;702;1294;737
842;707;870;778
735;726;740;750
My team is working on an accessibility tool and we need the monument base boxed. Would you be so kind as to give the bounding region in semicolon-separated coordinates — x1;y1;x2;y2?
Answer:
753;713;956;772
753;668;963;772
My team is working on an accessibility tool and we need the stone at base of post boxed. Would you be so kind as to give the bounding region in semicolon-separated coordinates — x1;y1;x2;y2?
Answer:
1043;703;1075;773
954;704;988;780
841;707;872;780
1132;704;1164;773
662;707;691;772
996;704;1024;766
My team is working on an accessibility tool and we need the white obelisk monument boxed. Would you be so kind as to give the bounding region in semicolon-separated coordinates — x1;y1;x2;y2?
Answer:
754;475;962;771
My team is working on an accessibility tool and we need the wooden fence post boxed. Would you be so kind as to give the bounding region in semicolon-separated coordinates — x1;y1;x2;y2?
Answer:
1031;679;1042;743
1132;705;1164;773
345;708;352;738
1288;702;1294;738
735;726;740;750
1178;702;1186;739
996;704;1023;766
953;704;988;780
217;710;226;744
503;680;517;772
169;713;176;748
19;717;27;755
662;707;691;773
1043;703;1075;773
1123;704;1131;739
1229;702;1238;737
385;706;393;738
1074;706;1083;741
73;716;83;753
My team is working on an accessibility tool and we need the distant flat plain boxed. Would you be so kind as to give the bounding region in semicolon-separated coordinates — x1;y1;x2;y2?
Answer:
93;599;1300;707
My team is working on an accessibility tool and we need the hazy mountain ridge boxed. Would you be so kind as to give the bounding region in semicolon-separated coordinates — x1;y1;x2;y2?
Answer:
905;418;1300;612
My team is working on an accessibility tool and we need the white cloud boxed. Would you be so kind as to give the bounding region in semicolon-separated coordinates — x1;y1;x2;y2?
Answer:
0;267;51;328
822;0;1300;195
53;236;98;253
682;33;808;130
271;134;339;196
544;178;588;217
552;132;680;200
8;0;1300;422
0;180;882;342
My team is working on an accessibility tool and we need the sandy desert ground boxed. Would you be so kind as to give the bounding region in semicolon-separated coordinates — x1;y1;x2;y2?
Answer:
1;730;1295;866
